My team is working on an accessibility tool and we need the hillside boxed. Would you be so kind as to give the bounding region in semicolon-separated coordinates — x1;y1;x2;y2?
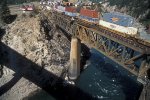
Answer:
90;0;150;25
108;0;150;22
0;0;40;4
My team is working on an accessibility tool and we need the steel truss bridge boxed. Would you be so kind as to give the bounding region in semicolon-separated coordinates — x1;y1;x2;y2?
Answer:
42;11;150;83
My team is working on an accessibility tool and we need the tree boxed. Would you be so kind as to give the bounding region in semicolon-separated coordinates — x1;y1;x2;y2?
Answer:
0;0;11;24
63;0;69;2
91;2;105;19
0;2;4;26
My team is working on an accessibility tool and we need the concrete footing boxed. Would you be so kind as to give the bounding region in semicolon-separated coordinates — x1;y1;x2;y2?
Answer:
68;37;81;80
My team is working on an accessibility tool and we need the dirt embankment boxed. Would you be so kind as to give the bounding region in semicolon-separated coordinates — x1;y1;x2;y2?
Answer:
0;13;70;100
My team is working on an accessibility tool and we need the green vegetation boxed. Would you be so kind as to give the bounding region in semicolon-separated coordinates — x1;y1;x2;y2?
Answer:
90;3;105;18
90;0;150;25
63;0;69;2
109;0;150;21
0;0;11;24
1;0;40;5
140;19;150;27
90;0;102;3
0;0;17;25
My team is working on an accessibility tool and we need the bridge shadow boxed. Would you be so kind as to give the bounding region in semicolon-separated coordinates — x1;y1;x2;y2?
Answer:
0;29;96;100
0;73;22;95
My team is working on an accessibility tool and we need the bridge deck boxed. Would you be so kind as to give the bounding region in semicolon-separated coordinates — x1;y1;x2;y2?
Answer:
54;11;150;54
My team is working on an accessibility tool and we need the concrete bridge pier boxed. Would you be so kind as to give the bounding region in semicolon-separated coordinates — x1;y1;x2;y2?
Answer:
69;37;81;80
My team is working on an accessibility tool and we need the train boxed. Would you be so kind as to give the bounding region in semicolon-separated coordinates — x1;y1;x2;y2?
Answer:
20;4;34;11
53;5;138;36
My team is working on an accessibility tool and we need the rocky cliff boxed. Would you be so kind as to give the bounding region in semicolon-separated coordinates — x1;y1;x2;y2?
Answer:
0;12;70;99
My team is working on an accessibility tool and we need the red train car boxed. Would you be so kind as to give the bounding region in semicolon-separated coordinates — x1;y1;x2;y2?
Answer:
80;8;99;18
65;7;76;13
20;4;34;11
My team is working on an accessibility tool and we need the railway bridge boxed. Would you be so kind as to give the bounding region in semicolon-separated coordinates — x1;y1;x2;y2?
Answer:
42;11;150;84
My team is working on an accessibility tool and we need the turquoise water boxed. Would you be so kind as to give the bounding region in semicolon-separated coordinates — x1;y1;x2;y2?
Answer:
25;48;142;100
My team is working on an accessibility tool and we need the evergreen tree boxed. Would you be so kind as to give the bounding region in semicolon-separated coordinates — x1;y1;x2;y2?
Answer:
63;0;69;2
0;0;11;24
0;2;3;26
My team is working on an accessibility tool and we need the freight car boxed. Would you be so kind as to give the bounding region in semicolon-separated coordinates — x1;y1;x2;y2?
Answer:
103;12;134;27
65;7;78;17
56;6;65;13
54;6;78;17
79;8;99;23
99;20;138;36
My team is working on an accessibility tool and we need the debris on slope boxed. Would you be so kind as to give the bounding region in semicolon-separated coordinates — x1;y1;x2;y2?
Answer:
0;13;70;99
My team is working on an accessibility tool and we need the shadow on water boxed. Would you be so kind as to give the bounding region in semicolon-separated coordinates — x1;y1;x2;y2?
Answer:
90;49;143;100
80;43;91;72
0;29;95;100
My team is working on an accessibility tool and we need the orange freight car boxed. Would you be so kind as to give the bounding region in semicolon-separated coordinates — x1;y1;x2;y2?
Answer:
80;8;99;18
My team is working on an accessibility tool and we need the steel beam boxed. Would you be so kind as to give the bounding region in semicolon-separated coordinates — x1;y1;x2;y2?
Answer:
124;54;144;65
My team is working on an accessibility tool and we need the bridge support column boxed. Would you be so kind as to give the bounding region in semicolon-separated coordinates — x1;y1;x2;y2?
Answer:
69;37;81;80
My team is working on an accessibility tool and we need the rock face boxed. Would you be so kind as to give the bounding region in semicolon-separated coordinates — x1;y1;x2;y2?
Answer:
0;13;70;99
102;0;150;20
